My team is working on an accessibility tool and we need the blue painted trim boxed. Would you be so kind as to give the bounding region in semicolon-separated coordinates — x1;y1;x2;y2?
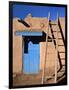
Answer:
15;31;43;36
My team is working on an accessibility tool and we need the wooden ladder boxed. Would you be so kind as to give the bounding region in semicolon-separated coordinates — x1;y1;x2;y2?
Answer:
42;13;59;84
49;16;65;82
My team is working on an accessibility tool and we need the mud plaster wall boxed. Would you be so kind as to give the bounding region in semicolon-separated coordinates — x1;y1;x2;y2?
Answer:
13;16;48;73
13;18;23;73
13;16;65;74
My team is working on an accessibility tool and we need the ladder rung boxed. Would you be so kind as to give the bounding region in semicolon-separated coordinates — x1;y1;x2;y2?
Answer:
52;31;60;32
62;65;65;66
48;38;63;40
59;52;65;53
58;45;64;46
60;58;65;60
58;38;62;39
49;22;57;25
48;38;56;40
50;24;57;25
60;70;65;72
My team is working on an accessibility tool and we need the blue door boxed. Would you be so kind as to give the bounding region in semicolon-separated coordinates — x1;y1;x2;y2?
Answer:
23;40;40;74
15;31;43;74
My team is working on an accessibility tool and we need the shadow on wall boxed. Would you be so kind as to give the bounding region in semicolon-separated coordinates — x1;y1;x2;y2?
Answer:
23;32;46;53
57;76;67;85
23;31;54;53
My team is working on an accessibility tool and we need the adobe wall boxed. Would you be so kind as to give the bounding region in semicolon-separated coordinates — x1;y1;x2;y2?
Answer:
13;18;23;73
13;15;49;74
13;15;65;75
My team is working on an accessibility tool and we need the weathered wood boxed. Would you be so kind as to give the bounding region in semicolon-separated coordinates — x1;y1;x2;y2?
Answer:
41;12;50;84
54;14;58;83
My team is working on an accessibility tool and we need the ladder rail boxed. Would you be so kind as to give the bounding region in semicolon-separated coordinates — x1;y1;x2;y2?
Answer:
41;12;50;84
49;14;58;83
42;13;59;84
54;13;58;83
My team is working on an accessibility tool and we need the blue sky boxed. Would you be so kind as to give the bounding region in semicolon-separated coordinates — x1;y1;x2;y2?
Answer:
13;4;65;20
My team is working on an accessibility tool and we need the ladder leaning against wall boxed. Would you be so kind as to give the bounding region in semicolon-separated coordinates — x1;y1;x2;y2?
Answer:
42;12;59;84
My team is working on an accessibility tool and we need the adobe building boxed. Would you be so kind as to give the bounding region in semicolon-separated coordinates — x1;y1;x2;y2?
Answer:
13;14;65;85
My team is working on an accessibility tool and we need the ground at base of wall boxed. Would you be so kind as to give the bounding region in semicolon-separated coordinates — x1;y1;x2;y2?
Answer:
13;66;66;87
